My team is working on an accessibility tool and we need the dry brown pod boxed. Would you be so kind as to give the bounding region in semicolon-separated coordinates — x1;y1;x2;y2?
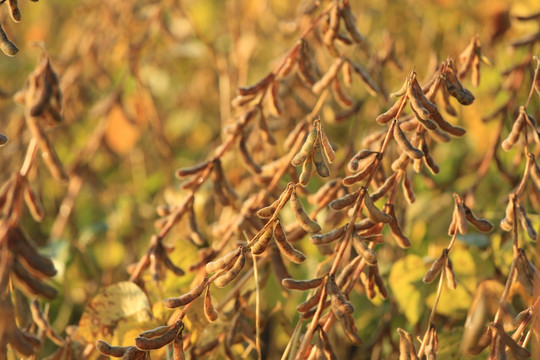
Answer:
397;328;419;360
371;173;398;202
421;138;440;174
214;249;246;287
134;321;183;350
363;191;392;223
205;249;240;273
311;225;346;245
163;277;208;308
342;60;353;86
173;331;185;360
341;313;363;345
161;250;185;277
256;202;278;219
341;0;366;44
297;39;319;86
204;287;218;322
313;58;344;94
463;204;493;232
0;132;8;146
251;226;274;255
7;326;37;357
292;128;318;166
440;86;458;116
376;96;406;124
517;203;537;240
239;133;262;174
0;23;18;57
348;60;380;95
528;152;540;189
274;219;306;263
489;322;531;359
327;276;354;318
394;122;424;159
322;4;340;56
336;255;362;288
343;157;377;186
515;248;539;296
453;193;468;235
445;257;457;290
424;324;439;360
390;78;408;98
282;276;325;291
268;80;283;116
7;226;57;278
238;72;274;96
501;111;525;151
444;60;475;105
333;77;353;108
411;75;439;114
11;257;58;299
299;154;313;186
372;265;388;299
96;340;130;357
500;195;515;231
428;110;466;137
176;160;211;178
318;123;336;164
290;187;321;233
296;284;324;313
391;152;410;172
384;204;411;248
318;327;338;360
360;269;375;300
458;36;478;79
7;0;21;22
313;141;330;177
423;249;447;283
26;116;68;182
348;149;378;172
354;218;377;232
352;233;377;265
402;173;416;205
513;306;533;326
407;80;430;120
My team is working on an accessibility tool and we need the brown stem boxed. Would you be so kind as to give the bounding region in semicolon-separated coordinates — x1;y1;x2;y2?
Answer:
417;232;455;358
524;56;539;109
294;115;401;360
294;277;328;360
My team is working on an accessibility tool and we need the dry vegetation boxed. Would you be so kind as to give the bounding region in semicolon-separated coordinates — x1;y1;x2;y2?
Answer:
0;0;540;359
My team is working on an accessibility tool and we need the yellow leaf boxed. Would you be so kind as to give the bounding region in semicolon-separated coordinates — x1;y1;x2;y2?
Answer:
389;254;428;325
75;282;152;343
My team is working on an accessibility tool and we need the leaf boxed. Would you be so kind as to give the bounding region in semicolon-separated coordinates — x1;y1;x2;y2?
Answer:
389;254;428;325
426;247;477;317
75;282;152;343
105;104;141;155
436;327;481;360
457;233;489;248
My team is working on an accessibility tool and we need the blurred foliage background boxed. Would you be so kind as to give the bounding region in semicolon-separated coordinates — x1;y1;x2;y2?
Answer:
1;0;539;359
